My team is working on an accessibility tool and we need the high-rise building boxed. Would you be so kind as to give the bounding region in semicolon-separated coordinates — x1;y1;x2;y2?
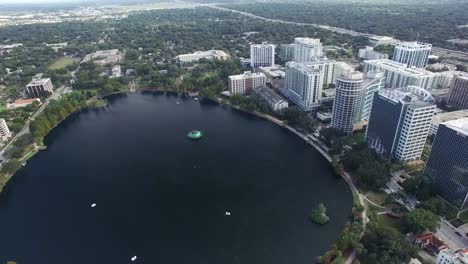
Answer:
228;71;266;95
448;73;468;109
283;61;324;111
293;38;323;62
424;118;468;208
358;46;388;61
279;44;295;61
26;78;54;98
392;42;432;68
306;57;336;85
331;72;364;134
359;71;386;121
430;110;468;136
250;42;275;68
0;118;11;141
333;62;354;84
365;86;436;162
363;59;436;90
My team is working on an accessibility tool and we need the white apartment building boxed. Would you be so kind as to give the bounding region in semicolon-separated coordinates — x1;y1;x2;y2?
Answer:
363;59;437;90
358;46;388;60
26;78;54;98
304;57;336;85
393;42;432;68
250;42;275;68
283;61;324;111
333;62;355;84
176;50;230;64
228;71;266;95
293;38;323;62
437;249;468;264
359;71;386;121
331;72;364;134
0;118;11;141
366;86;436;162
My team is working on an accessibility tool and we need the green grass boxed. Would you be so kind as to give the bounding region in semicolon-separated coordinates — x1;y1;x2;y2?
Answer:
378;214;405;233
48;57;75;70
459;211;468;223
0;104;6;112
344;133;364;145
366;191;386;206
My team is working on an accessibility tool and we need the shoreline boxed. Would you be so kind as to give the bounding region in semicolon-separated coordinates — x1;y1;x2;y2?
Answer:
1;90;366;263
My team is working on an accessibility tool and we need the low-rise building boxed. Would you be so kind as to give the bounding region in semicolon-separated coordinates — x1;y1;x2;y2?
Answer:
358;46;388;60
430;110;468;135
228;71;266;95
26;78;54;98
412;233;449;256
176;50;230;64
83;49;122;65
437;248;468;264
7;98;41;109
255;86;288;111
256;65;286;84
368;36;398;46
0;118;11;141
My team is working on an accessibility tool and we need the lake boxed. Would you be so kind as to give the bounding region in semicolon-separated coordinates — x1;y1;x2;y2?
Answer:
0;92;352;264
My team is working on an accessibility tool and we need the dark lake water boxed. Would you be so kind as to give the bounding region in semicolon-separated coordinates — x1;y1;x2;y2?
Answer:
0;93;352;264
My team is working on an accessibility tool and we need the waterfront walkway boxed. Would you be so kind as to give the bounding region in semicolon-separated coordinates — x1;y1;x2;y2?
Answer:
249;110;368;264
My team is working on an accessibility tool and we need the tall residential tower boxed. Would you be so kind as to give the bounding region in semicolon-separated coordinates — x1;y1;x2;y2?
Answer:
392;42;432;68
331;72;364;134
250;42;275;68
293;38;323;62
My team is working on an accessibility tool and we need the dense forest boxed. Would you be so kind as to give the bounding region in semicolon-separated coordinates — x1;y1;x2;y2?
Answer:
0;7;368;98
223;2;468;51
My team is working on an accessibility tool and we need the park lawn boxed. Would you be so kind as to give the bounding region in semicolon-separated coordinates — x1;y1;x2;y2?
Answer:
378;214;405;233
366;191;386;206
48;57;75;70
0;104;6;112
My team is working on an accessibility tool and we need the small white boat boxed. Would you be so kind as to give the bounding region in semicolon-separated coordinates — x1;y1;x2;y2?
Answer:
194;97;198;101
131;256;137;262
176;101;180;105
225;211;231;216
91;203;96;208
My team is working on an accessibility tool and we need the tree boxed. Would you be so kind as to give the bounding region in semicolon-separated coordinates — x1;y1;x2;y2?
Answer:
405;208;439;233
1;159;22;174
361;225;418;264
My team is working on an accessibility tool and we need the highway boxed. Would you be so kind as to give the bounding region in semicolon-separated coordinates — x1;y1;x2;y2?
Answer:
206;4;468;59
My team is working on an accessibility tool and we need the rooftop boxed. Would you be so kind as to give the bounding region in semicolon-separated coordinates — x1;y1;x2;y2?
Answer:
380;86;435;107
433;110;468;126
255;86;286;104
396;41;432;49
295;37;321;45
365;59;435;78
444;117;468;136
27;78;51;86
229;71;265;80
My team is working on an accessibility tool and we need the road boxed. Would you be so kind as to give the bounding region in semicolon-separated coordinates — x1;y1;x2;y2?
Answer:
206;4;468;58
437;219;468;250
1;86;66;154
